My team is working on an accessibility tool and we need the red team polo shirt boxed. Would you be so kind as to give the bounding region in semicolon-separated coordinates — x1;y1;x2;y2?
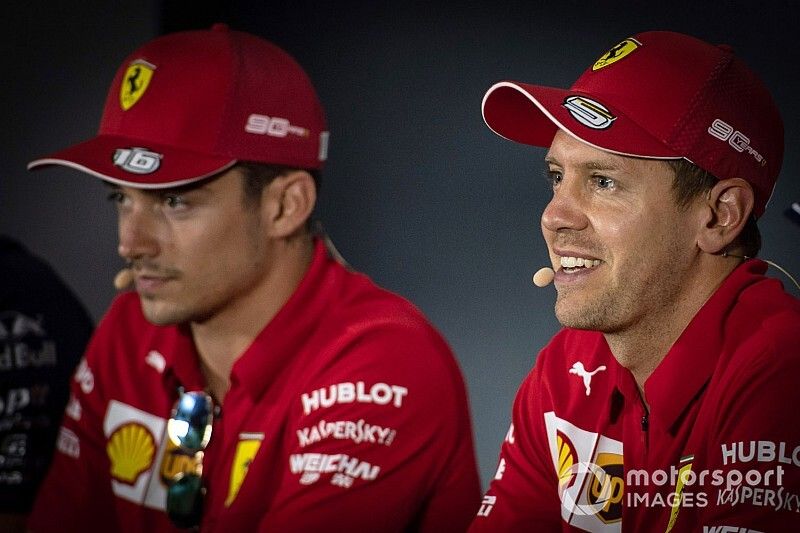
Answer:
471;260;800;532
28;240;481;532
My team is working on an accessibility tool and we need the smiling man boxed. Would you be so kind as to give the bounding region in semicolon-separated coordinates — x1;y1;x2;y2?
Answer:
25;25;480;532
471;31;800;531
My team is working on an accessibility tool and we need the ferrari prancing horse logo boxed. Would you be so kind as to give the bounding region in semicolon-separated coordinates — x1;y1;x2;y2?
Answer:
225;433;264;506
592;38;641;71
120;59;156;110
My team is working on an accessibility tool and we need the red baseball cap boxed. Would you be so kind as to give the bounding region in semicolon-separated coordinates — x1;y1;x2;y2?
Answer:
482;31;783;217
28;24;328;189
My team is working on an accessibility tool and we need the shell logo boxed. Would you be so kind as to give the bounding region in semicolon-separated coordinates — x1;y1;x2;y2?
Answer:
107;422;156;484
556;430;578;493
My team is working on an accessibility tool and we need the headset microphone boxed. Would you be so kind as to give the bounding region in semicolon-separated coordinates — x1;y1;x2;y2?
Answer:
532;267;555;287
113;268;134;290
723;251;800;291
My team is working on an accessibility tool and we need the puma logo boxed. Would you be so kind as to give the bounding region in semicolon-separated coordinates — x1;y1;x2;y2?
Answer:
145;350;166;373
569;362;606;396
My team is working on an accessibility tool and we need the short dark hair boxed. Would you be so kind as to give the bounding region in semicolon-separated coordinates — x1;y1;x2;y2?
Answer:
238;162;322;204
667;158;761;257
237;162;321;231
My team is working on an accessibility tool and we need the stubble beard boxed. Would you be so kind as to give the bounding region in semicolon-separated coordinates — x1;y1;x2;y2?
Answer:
553;264;684;335
554;284;630;332
139;293;195;326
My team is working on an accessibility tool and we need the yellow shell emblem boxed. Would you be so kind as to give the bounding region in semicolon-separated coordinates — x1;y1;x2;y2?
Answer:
119;59;155;111
592;38;641;71
107;423;156;484
556;432;577;492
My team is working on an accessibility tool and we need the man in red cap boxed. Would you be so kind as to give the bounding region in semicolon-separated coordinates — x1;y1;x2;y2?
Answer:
26;25;480;532
471;31;800;531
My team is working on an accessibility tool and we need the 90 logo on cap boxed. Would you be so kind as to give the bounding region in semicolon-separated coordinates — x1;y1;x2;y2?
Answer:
245;114;309;138
113;147;162;174
707;119;766;166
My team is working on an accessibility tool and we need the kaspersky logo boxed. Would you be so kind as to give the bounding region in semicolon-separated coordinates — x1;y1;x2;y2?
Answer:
120;59;155;110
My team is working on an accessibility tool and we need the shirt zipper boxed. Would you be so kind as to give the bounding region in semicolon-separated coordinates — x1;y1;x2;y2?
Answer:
640;409;649;455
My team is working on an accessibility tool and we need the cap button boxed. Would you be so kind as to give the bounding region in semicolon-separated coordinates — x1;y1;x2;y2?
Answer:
211;23;230;32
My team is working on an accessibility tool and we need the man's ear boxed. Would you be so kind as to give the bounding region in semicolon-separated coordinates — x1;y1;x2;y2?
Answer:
696;177;754;254
262;170;317;238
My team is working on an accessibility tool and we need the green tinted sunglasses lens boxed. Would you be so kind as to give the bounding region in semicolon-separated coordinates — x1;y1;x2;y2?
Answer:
165;390;214;528
167;473;204;528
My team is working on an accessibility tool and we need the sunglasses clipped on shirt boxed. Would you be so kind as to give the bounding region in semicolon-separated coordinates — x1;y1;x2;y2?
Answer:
165;389;215;528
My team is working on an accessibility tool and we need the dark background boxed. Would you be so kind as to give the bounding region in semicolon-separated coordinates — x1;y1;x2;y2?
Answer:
4;0;799;487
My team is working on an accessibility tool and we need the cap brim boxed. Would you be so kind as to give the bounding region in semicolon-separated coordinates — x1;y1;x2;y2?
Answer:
28;134;236;189
481;81;681;160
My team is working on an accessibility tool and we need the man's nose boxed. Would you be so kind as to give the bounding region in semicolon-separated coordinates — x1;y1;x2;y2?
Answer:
541;178;588;233
117;207;160;261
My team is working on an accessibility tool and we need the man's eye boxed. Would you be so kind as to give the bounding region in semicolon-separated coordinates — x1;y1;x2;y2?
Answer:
106;191;126;204
594;176;615;190
164;195;187;209
546;171;563;188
